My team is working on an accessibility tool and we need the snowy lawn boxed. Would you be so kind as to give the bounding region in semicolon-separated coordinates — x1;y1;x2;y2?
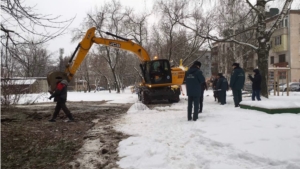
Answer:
116;90;300;169
241;95;300;109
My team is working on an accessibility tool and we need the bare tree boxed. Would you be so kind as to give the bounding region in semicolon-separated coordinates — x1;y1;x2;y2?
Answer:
1;0;74;46
124;9;150;46
80;55;92;92
175;0;294;97
17;43;53;77
72;0;144;93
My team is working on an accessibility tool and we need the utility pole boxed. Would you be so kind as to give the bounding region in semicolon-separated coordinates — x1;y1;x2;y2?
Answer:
59;48;64;71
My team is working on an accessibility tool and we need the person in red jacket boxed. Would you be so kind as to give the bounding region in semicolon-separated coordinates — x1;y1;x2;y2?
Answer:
48;79;74;122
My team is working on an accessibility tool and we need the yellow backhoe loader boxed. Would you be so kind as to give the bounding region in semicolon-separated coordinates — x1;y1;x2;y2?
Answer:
47;27;185;104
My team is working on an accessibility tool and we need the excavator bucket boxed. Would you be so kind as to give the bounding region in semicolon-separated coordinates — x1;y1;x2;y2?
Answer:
47;71;69;93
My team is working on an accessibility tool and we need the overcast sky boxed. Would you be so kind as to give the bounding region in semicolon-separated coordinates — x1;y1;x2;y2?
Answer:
22;0;299;58
24;0;153;57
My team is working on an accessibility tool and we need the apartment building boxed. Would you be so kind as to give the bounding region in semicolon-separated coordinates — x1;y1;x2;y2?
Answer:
211;41;254;79
212;9;300;83
260;10;300;82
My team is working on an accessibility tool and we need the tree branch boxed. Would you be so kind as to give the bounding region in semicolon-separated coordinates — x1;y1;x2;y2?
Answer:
245;0;259;13
267;0;293;37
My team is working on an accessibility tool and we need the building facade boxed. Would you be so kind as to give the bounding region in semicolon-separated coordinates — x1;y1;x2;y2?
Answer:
253;10;300;83
212;9;300;84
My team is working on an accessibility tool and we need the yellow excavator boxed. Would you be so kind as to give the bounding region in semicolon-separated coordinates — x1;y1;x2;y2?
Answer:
47;27;186;104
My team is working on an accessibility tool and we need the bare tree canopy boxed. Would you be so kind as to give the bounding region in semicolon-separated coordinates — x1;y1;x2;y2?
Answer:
1;0;74;46
168;0;295;97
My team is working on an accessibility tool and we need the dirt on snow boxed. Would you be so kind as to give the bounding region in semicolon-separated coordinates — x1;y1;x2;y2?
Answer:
1;101;131;169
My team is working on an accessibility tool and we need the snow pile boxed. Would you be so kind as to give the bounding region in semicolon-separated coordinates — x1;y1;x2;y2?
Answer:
116;90;300;169
127;103;149;114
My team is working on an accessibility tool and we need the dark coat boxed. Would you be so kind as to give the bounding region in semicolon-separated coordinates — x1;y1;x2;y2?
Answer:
201;82;207;91
217;76;229;91
213;78;218;90
185;66;205;97
230;66;245;90
51;81;68;102
249;69;262;90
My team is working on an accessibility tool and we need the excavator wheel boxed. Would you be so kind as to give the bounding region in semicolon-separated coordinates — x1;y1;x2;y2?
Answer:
168;95;180;103
141;91;151;104
138;92;142;101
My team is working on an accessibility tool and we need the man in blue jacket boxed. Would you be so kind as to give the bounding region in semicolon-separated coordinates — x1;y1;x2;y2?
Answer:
185;61;205;121
230;63;245;107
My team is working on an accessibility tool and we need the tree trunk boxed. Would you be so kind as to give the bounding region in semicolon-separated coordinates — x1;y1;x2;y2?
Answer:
111;68;120;93
257;48;269;98
256;0;269;98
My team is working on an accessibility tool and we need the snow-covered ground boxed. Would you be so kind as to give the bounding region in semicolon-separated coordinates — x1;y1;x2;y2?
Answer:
15;88;300;168
116;90;300;169
17;89;137;104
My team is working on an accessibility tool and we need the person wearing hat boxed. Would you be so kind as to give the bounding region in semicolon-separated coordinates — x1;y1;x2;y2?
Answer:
248;69;262;101
230;63;245;107
48;79;74;122
185;61;205;121
216;73;228;105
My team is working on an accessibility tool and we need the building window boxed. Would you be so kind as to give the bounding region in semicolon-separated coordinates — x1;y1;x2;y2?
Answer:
279;20;284;28
284;17;288;27
270;56;274;64
275;36;281;45
279;54;285;62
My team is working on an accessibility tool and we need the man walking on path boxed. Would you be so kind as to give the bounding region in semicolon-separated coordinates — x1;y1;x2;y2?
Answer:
248;69;262;101
185;61;205;121
230;63;245;107
48;79;74;122
216;73;228;105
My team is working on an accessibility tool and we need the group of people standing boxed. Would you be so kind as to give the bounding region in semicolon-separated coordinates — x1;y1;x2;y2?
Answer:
48;62;262;123
185;62;262;121
211;63;246;107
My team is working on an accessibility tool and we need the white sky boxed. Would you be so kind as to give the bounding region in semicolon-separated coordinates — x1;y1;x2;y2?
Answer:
9;0;300;58
24;0;153;57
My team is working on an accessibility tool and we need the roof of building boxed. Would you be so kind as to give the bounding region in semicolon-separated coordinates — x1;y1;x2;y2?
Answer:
2;79;37;85
266;10;300;23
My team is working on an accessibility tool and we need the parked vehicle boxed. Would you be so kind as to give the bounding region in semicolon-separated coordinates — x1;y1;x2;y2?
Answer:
96;87;106;91
279;82;300;91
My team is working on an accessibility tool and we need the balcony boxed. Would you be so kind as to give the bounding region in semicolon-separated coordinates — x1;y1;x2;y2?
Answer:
273;62;288;67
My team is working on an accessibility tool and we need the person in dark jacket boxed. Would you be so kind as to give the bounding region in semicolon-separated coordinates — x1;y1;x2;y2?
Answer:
216;73;228;105
230;63;245;107
185;61;205;121
248;69;262;101
48;79;74;122
211;76;219;102
199;81;207;113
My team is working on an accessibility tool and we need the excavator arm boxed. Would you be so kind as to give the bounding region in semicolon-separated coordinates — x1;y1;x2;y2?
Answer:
47;27;151;92
66;27;150;80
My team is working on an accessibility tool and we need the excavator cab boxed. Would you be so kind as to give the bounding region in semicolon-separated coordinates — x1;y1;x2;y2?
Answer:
142;59;172;85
